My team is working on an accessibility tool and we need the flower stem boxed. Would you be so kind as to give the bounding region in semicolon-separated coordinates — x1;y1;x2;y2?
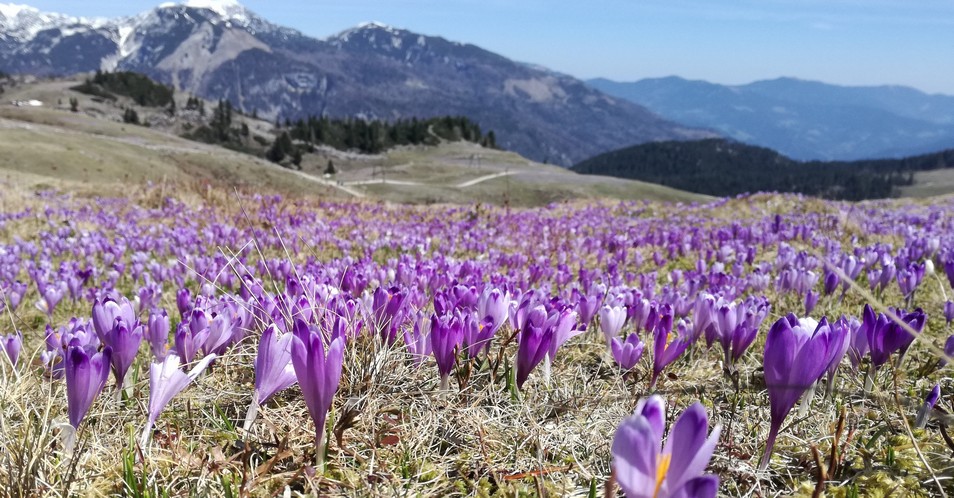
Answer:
315;431;326;471
760;422;781;471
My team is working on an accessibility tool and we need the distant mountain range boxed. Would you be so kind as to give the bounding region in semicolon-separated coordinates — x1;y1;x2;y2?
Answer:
572;138;954;200
0;1;712;166
588;76;954;161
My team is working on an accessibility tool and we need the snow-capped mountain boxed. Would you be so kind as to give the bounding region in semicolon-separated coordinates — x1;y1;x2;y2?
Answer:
0;1;712;165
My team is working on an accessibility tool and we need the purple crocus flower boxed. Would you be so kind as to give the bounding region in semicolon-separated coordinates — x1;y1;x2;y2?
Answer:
188;306;212;335
371;286;407;346
611;333;645;371
461;313;495;359
847;314;869;371
145;310;170;361
574;290;602;331
547;308;581;363
403;311;433;367
103;320;143;390
896;263;925;300
291;318;345;464
1;281;27;312
804;291;819;315
704;299;736;350
612;395;721;498
761;314;842;470
867;306;925;370
915;384;941;429
430;313;463;389
254;324;298;404
176;288;193;318
515;306;555;389
244;325;298;431
824;317;853;396
879;261;897;293
139;353;216;448
651;319;692;389
733;297;770;363
944;252;954;289
940;335;954;369
41;284;67;316
65;345;112;429
509;289;544;332
689;293;715;342
136;284;162;316
822;269;839;296
92;297;137;341
629;296;653;333
174;321;207;364
201;312;234;356
867;268;882;292
944;301;954;325
42;320;100;379
708;297;769;367
599;304;627;345
1;333;21;366
477;287;509;334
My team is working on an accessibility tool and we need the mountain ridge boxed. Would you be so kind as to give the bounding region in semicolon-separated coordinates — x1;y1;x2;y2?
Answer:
588;76;954;161
0;1;713;166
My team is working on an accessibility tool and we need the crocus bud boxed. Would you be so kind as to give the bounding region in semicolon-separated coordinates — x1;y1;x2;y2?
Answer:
915;384;941;429
1;333;22;366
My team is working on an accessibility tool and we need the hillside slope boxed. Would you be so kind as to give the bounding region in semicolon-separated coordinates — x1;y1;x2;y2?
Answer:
0;80;708;205
572;138;954;200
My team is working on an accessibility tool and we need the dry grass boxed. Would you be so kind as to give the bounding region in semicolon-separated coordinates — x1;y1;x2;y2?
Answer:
0;183;953;497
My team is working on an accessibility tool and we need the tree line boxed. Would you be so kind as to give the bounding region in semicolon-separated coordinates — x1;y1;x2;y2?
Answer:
572;138;954;200
71;70;175;109
282;115;496;155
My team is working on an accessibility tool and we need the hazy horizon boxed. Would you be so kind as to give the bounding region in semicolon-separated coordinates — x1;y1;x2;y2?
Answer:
6;0;954;96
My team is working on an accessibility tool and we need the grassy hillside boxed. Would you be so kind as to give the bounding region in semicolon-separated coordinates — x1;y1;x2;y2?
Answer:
0;78;707;205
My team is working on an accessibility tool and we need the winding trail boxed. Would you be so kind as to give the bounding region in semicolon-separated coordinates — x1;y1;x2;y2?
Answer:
455;170;519;188
340;169;521;189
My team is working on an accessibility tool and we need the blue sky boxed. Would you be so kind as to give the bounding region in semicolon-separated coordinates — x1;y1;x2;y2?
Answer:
19;0;954;95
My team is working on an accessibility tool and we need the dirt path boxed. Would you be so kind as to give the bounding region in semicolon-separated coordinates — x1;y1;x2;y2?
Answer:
455;170;519;187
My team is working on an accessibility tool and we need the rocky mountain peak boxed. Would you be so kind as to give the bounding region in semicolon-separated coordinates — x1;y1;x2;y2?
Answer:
0;1;712;166
157;0;249;23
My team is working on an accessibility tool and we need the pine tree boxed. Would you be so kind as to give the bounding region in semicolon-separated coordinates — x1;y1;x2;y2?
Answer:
123;108;139;124
266;139;286;163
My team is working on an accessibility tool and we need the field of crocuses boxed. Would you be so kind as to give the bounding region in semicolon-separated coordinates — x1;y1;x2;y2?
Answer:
1;184;953;497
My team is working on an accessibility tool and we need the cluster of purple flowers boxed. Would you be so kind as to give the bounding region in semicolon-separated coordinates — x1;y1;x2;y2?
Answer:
0;190;952;493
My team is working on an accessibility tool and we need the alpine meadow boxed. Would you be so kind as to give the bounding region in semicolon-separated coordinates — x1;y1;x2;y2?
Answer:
2;1;954;497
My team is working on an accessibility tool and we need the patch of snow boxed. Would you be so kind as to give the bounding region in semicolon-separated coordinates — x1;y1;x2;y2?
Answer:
117;25;134;56
0;3;33;19
184;0;243;17
0;3;111;42
356;21;396;32
330;21;403;42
